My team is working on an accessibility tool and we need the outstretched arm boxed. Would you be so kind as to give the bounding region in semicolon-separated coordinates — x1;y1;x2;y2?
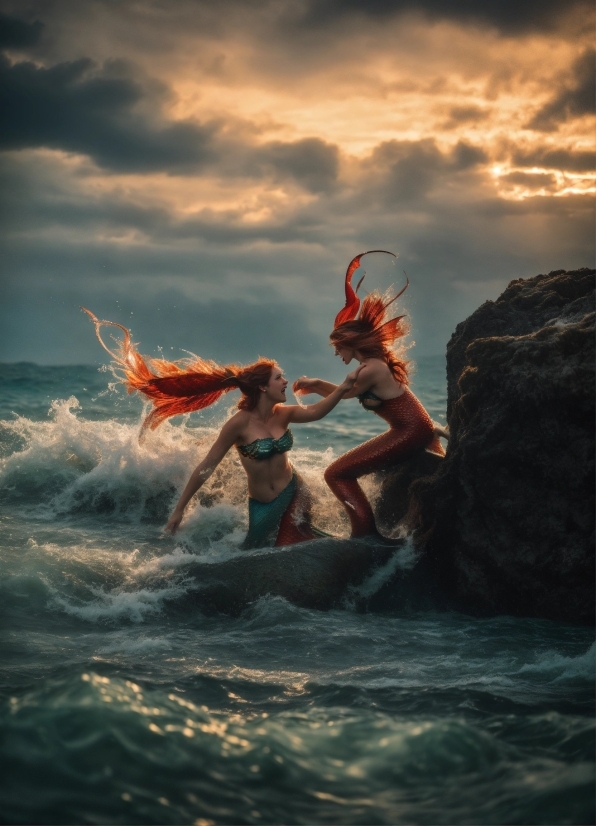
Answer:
294;362;377;402
165;418;240;534
292;377;338;398
285;366;363;424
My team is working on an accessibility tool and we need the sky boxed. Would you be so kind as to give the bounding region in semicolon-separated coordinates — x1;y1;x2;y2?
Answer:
0;0;593;379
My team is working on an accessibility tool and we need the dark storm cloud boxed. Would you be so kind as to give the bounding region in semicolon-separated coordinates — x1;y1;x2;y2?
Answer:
512;147;595;173
1;0;588;44
299;0;589;33
253;138;339;194
209;135;340;194
0;157;327;247
4;134;590;275
0;42;340;190
500;171;556;189
442;106;489;130
0;54;215;172
471;191;592;220
163;209;329;246
363;139;487;205
0;138;490;252
13;134;588;264
526;48;595;131
1;171;592;363
0;12;42;48
2;195;328;250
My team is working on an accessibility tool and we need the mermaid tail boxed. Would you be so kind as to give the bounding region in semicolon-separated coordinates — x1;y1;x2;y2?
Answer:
425;435;446;458
322;475;377;537
324;389;437;537
243;472;329;549
276;474;330;546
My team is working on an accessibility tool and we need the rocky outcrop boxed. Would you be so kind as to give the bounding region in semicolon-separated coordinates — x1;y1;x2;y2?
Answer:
411;268;595;625
181;537;400;616
376;450;443;533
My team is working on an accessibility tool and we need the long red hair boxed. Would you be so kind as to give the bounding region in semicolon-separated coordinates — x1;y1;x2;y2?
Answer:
81;308;276;432
330;251;410;384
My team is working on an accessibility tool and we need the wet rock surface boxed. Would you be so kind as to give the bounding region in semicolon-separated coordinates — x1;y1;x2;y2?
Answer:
182;537;401;616
376;450;444;533
410;268;595;624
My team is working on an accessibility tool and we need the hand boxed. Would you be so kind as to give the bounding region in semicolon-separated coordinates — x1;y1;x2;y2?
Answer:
165;509;184;534
433;422;450;440
341;363;364;393
292;376;317;395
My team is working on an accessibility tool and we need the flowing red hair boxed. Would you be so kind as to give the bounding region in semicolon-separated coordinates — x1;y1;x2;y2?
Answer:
330;251;410;385
81;308;276;433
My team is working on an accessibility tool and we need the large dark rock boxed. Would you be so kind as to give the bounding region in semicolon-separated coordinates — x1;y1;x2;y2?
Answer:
376;449;444;533
178;537;402;616
411;268;595;625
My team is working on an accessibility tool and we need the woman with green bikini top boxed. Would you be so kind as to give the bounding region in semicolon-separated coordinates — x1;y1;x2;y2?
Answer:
164;362;362;545
81;308;361;548
236;428;303;549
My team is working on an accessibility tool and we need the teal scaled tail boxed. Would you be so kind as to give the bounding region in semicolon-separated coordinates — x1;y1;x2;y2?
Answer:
243;473;331;550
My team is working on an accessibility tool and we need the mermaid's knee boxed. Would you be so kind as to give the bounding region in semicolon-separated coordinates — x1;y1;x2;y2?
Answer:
324;463;339;486
324;456;357;485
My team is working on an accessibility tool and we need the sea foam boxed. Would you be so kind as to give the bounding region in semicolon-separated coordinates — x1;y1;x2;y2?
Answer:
0;395;349;535
51;581;191;623
518;641;596;682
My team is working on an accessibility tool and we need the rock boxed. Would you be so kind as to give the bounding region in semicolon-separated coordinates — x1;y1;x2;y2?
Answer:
376;449;444;533
411;268;595;625
177;537;402;616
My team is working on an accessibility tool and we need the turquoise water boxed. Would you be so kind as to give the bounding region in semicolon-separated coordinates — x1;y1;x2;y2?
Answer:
0;359;594;825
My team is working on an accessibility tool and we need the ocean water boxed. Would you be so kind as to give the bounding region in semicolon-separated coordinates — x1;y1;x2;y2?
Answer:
0;357;593;826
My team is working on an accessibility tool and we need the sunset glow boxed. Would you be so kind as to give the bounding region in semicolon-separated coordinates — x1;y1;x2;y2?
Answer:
0;0;593;366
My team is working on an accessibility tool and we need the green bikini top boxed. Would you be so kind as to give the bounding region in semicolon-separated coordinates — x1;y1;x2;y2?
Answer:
357;390;383;409
237;428;294;460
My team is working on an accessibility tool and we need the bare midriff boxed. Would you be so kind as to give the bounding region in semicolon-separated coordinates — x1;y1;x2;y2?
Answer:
238;452;294;503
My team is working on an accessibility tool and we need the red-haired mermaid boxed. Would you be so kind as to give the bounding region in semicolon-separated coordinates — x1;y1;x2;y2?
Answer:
293;252;448;539
82;308;362;547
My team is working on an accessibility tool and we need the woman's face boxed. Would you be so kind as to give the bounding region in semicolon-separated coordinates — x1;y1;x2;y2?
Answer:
334;345;355;365
264;366;288;402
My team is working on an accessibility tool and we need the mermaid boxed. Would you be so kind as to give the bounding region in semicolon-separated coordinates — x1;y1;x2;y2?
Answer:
82;308;361;547
293;251;448;539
